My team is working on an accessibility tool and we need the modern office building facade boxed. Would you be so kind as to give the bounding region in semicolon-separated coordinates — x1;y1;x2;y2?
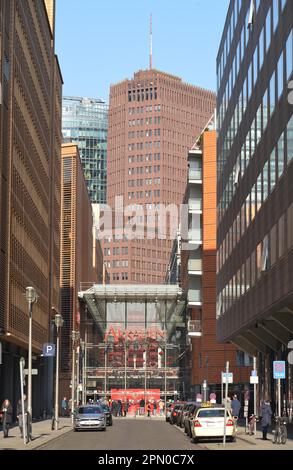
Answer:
62;96;108;204
60;143;104;398
167;123;250;399
0;0;62;417
103;69;215;284
217;0;293;405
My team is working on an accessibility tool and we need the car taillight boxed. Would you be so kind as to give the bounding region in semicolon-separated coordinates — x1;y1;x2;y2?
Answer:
226;419;234;426
193;419;201;427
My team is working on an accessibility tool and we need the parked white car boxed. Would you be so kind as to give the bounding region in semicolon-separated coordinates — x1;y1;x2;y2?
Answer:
190;405;236;443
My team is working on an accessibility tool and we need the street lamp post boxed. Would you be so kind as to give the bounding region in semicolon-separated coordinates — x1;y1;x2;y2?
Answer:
54;313;64;430
25;286;38;441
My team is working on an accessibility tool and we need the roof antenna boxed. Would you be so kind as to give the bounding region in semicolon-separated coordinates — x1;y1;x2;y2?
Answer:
149;13;153;70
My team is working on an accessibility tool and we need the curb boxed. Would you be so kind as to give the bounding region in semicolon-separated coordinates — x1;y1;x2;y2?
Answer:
29;426;73;450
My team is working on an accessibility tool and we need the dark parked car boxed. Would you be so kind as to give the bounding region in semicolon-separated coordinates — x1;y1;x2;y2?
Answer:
184;403;200;437
74;405;106;432
179;402;195;428
101;404;113;426
170;404;185;425
175;404;185;426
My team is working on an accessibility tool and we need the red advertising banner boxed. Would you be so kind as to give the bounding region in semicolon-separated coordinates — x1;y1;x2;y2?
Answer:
111;388;160;402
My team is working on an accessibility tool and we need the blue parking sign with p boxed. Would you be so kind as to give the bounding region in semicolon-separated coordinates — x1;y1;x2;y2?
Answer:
43;343;55;357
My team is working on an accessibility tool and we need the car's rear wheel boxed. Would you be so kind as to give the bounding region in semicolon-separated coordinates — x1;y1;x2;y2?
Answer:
74;428;78;432
229;436;236;442
191;437;199;444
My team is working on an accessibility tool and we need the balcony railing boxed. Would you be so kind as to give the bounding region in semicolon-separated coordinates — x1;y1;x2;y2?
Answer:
188;289;202;304
188;199;202;211
188;258;202;272
189;169;202;181
188;229;202;242
187;320;202;337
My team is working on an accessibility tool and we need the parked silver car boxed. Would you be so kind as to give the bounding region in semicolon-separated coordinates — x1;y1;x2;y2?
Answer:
74;405;107;432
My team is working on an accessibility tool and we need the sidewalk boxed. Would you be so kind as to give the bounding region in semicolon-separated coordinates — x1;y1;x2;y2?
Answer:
200;423;293;451
0;418;72;451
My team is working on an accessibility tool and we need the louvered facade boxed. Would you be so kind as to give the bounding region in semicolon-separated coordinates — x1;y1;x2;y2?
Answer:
0;0;62;418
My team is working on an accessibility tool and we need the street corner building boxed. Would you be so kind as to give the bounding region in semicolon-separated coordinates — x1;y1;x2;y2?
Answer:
0;0;63;417
103;69;216;285
217;0;293;404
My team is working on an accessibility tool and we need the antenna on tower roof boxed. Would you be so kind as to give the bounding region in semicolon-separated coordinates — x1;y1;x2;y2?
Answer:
149;14;153;70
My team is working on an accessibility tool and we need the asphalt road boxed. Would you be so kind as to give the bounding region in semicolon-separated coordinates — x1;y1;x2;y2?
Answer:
39;418;202;450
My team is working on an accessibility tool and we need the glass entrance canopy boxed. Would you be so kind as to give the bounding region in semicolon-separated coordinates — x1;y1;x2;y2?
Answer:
78;285;188;400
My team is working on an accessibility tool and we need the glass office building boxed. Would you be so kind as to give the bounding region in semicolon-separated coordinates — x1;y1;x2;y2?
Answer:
217;0;293;404
62;96;108;203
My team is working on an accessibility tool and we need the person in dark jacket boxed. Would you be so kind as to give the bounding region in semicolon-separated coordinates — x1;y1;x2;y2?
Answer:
139;398;145;415
231;395;241;418
1;399;13;438
117;400;122;417
260;399;272;440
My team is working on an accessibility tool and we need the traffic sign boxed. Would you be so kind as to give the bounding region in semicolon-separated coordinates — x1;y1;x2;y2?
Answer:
42;343;56;357
210;393;216;403
196;393;202;403
222;372;233;384
24;369;38;375
250;374;259;384
273;361;286;379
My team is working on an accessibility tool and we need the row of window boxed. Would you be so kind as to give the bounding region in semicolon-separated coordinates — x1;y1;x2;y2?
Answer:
104;247;129;256
128;129;161;138
132;260;164;270
128;190;161;200
128;153;161;163
128;166;160;175
128;117;161;126
218;115;293;273
128;178;161;187
128;87;158;102
112;272;128;281
218;27;293;221
217;203;293;318
128;141;161;151
128;105;161;114
218;2;290;179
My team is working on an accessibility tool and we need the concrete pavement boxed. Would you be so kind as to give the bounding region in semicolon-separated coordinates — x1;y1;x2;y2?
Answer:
0;417;72;450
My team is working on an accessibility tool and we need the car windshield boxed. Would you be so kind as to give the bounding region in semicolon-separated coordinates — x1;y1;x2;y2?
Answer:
101;405;110;412
197;409;226;418
78;407;102;414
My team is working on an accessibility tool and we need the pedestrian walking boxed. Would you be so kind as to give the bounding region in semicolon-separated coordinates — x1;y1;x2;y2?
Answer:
231;394;241;418
146;402;151;418
16;395;28;439
153;401;157;416
139;398;145;415
1;399;13;438
159;400;164;416
61;396;68;417
260;399;272;440
117;400;122;417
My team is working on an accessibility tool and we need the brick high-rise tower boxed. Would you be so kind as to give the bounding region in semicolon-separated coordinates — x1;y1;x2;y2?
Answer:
104;69;215;284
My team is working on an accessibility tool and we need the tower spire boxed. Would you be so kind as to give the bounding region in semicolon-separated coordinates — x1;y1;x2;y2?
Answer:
149;14;152;70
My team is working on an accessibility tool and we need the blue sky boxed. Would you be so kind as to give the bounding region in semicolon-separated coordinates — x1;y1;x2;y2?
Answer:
55;0;229;102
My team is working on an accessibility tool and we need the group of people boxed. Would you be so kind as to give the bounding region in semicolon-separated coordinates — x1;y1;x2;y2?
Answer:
0;396;28;439
226;394;274;440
